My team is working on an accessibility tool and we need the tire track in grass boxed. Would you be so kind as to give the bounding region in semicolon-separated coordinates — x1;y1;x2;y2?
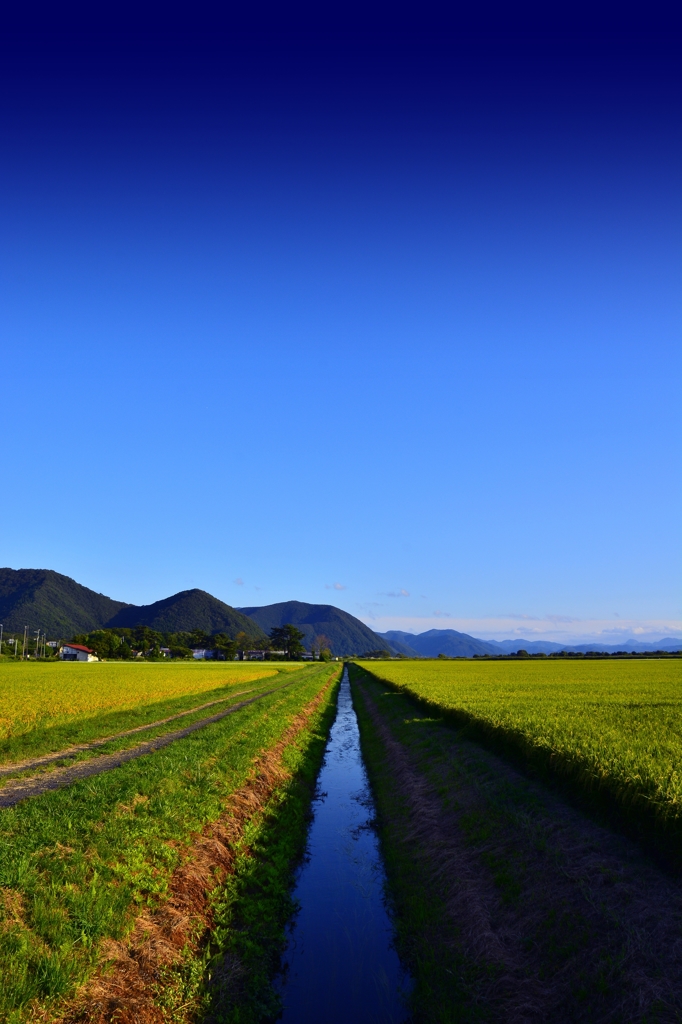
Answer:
0;677;305;809
0;688;262;778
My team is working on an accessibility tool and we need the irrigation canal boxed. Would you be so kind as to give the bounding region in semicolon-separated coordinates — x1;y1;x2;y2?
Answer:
276;669;410;1023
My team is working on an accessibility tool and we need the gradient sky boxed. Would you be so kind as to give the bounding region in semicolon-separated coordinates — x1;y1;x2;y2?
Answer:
1;6;680;642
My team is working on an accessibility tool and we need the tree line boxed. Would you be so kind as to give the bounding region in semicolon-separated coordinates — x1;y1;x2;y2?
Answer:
61;624;333;661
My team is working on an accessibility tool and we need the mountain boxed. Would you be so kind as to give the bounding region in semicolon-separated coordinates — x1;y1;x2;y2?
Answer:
484;637;682;654
378;629;682;657
485;638;570;655
376;631;422;657
107;589;266;639
0;570;266;641
377;628;498;658
0;568;130;637
238;601;387;656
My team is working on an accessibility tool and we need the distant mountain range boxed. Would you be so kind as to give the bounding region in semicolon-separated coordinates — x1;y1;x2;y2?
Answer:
379;629;493;658
1;569;679;656
237;601;386;656
377;628;682;656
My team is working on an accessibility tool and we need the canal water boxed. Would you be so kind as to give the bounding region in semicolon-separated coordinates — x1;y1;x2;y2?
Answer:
276;669;410;1023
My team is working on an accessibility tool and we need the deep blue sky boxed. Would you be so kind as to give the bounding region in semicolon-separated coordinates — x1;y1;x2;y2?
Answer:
1;5;680;642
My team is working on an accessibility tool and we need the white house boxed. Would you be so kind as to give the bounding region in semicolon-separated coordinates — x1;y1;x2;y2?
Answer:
59;643;98;662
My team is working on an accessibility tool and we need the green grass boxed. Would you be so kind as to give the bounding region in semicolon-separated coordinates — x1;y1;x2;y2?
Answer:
0;661;301;766
349;666;679;1023
0;664;338;1022
160;671;342;1023
349;669;485;1023
357;658;682;857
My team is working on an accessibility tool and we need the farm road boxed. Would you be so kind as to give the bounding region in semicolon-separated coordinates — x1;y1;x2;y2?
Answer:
0;677;302;809
352;670;682;1023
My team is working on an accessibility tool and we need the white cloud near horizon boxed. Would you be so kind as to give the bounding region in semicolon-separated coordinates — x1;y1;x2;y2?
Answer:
359;614;682;644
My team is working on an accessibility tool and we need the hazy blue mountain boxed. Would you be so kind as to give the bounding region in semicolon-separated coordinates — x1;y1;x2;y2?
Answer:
570;639;682;653
376;631;421;657
485;638;568;655
238;601;386;656
0;568;129;637
377;628;497;657
488;637;682;654
107;589;266;639
379;629;682;656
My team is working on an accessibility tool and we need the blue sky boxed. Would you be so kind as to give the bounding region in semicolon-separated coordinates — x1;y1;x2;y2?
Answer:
1;6;680;643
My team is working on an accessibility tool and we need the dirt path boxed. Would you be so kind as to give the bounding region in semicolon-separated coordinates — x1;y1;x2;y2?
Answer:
0;678;301;809
354;673;682;1023
0;688;260;778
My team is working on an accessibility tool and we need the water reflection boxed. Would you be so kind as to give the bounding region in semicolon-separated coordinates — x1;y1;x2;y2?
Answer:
276;670;410;1023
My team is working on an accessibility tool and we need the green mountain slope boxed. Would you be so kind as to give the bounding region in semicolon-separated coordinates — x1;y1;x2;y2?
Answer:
0;568;129;636
238;601;386;656
107;589;266;640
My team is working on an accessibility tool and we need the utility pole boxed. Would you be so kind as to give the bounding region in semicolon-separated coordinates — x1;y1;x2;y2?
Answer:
34;630;40;659
22;626;28;660
0;624;3;654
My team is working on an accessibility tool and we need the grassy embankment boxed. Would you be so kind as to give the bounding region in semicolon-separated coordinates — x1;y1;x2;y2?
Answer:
356;658;682;855
0;661;302;767
0;662;340;1023
350;663;682;1022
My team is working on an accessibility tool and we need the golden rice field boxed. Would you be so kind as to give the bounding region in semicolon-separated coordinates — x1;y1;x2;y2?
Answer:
0;660;287;739
359;658;682;845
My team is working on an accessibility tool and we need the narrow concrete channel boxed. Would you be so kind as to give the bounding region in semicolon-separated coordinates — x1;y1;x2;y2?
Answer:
276;669;410;1023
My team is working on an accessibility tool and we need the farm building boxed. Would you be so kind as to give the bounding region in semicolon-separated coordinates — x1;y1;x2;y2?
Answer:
59;643;98;662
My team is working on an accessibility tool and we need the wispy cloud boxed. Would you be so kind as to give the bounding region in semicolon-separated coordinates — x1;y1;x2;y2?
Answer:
233;578;244;586
354;613;682;645
383;589;410;598
355;601;384;620
326;582;347;591
501;612;578;624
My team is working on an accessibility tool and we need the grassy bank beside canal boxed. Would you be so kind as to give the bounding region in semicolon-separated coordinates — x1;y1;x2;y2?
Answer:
350;664;682;1023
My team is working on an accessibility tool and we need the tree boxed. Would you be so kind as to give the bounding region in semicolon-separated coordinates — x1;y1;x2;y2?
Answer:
133;626;163;656
312;634;331;660
212;633;237;661
169;646;193;659
234;631;250;660
269;624;306;660
189;629;211;649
